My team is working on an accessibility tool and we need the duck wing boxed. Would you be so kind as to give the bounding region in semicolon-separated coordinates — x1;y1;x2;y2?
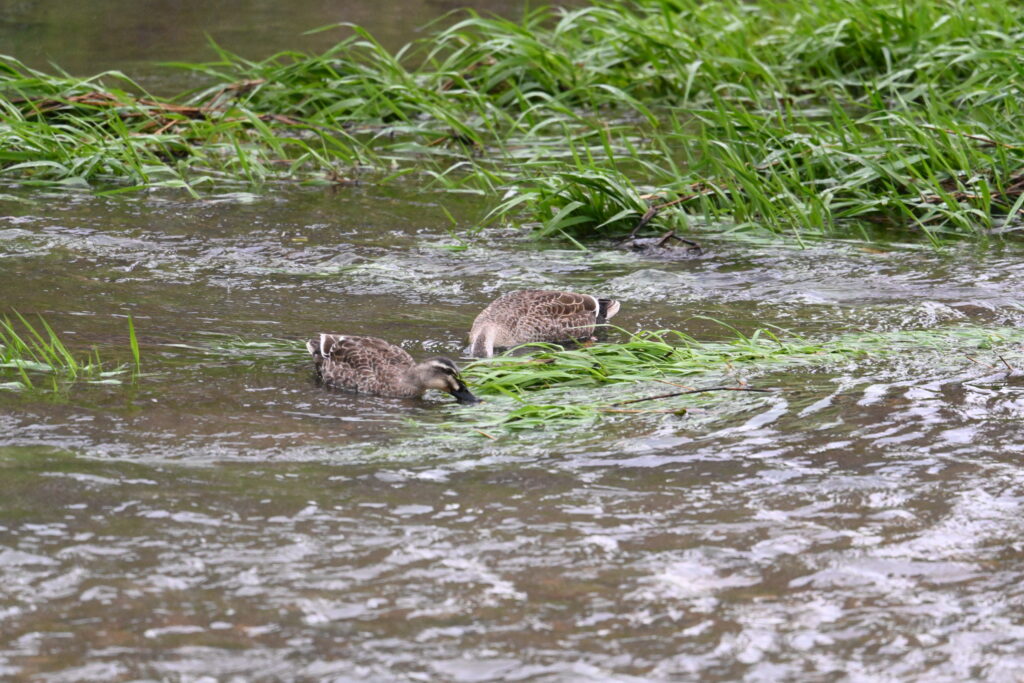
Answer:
518;290;600;339
307;335;414;376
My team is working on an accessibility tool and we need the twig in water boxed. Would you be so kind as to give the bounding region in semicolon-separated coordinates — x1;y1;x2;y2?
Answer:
997;354;1015;373
963;354;994;369
599;407;684;414
654;379;697;390
626;206;659;240
473;428;498;440
612;386;774;406
654;230;703;252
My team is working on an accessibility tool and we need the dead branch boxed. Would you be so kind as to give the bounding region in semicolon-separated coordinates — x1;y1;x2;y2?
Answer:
611;385;774;406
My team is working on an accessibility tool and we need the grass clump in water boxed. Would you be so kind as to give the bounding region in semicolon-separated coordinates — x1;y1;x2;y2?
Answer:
0;312;137;393
483;168;656;242
168;325;1024;433
448;324;1024;432
463;328;831;397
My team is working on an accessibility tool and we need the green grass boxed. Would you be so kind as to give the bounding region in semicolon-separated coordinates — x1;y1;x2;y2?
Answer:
180;324;1024;432
461;328;838;401
162;333;307;361
466;324;1024;396
480;168;654;243
3;0;1024;240
0;313;138;393
127;314;141;377
445;324;1024;431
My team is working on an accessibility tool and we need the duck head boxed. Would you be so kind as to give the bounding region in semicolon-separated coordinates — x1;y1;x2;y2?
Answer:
414;358;480;404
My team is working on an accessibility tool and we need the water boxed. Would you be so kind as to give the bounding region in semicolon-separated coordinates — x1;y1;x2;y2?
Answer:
0;0;550;92
4;3;1024;682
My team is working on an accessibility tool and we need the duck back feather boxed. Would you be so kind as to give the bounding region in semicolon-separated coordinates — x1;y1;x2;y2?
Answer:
468;290;620;357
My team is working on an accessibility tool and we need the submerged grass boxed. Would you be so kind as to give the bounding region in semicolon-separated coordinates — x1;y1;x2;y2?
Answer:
162;333;308;363
3;0;1024;240
0;313;138;393
448;324;1024;431
182;324;1024;432
127;314;141;377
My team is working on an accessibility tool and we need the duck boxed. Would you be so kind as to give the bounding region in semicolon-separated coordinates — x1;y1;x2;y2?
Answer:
468;290;621;357
306;334;479;403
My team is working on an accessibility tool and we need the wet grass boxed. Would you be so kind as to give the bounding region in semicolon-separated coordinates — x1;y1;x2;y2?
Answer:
446;324;1024;431
465;325;1024;391
463;329;810;395
162;334;307;364
3;0;1024;240
481;168;654;243
128;315;141;377
0;313;137;393
173;324;1024;432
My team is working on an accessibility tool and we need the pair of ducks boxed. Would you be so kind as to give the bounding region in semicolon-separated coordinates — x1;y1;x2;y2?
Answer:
307;290;621;403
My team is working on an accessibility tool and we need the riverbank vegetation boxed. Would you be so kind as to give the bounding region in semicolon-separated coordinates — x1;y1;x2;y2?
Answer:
2;0;1023;241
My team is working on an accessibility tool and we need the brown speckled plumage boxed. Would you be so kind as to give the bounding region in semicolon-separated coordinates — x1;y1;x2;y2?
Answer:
468;290;621;357
306;334;478;402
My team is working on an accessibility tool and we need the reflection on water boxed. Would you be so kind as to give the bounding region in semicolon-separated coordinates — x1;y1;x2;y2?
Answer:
0;0;577;92
0;0;585;95
4;2;1024;679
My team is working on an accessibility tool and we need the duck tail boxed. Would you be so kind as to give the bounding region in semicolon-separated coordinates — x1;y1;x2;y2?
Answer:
307;333;342;360
597;298;621;324
469;323;497;358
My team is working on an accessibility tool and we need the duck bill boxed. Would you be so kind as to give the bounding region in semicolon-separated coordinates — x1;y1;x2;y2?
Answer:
451;381;481;404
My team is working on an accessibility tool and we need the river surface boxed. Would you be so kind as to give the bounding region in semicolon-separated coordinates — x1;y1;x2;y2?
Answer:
4;2;1024;682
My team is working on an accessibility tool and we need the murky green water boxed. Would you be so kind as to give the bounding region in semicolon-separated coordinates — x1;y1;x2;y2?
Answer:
1;0;554;92
5;3;1024;681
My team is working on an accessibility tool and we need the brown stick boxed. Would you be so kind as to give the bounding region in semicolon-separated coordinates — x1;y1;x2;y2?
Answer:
652;185;717;209
598;407;685;414
919;124;1020;150
963;355;995;370
150;119;180;135
625;184;719;240
651;230;703;252
654;379;697;389
611;386;774;406
626;206;659;239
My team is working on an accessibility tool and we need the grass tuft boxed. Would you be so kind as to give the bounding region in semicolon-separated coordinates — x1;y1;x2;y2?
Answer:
445;324;1024;431
127;314;141;378
3;1;1024;240
0;313;139;393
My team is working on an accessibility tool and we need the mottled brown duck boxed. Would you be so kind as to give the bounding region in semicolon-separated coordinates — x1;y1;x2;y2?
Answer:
306;334;479;403
468;290;621;358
